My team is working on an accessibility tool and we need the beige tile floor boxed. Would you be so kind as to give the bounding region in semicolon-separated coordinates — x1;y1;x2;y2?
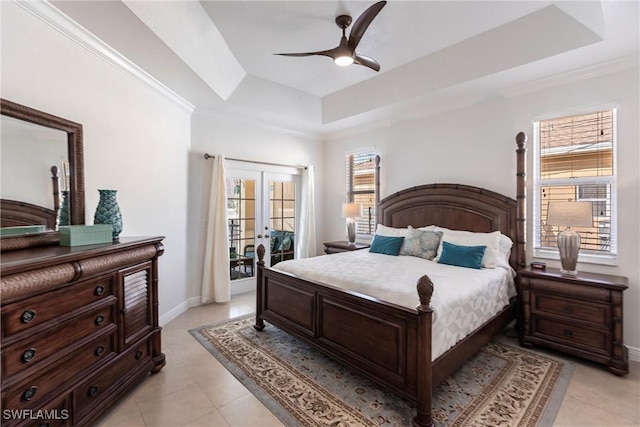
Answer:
96;291;640;427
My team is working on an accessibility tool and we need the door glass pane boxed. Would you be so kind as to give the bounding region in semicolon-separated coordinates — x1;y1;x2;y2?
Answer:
227;178;256;280
269;180;296;266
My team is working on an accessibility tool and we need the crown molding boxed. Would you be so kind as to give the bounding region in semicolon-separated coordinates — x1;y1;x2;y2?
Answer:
193;107;322;142
499;55;640;98
14;0;195;114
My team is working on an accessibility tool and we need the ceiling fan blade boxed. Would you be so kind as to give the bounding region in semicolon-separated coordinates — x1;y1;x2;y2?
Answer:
348;1;387;50
274;48;338;59
354;54;380;72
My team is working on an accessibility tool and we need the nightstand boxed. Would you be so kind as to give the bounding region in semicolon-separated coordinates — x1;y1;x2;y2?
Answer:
519;266;628;375
323;241;370;254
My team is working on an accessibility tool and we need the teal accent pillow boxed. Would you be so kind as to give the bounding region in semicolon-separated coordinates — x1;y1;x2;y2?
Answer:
437;241;487;269
369;235;405;256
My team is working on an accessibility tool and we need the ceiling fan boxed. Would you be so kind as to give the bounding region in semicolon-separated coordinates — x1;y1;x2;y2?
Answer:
275;1;387;72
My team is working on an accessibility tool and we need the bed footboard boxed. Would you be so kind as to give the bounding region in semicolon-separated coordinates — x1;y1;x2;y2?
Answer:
254;244;435;427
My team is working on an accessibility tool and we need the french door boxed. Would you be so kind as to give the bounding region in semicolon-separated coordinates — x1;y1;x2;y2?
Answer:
225;165;299;292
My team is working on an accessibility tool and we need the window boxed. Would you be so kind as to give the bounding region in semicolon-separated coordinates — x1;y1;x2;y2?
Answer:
533;109;617;260
346;150;377;235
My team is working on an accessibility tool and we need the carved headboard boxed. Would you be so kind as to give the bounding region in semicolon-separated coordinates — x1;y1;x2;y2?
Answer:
377;183;519;269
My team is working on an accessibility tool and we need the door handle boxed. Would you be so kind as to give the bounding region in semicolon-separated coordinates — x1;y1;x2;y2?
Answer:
257;234;262;238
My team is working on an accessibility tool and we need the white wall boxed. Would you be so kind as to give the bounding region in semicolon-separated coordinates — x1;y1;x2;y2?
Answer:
1;2;191;320
323;67;640;355
187;111;324;303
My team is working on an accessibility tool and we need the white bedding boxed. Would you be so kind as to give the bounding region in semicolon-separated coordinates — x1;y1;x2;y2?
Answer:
272;250;516;360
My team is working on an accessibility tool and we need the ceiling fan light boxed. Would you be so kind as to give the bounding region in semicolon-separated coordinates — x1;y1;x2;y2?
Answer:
335;55;354;66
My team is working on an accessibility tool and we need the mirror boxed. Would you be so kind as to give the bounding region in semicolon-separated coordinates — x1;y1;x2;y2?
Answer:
0;98;85;250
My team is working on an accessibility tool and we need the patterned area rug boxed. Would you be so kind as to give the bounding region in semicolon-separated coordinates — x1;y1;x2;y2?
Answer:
190;314;573;427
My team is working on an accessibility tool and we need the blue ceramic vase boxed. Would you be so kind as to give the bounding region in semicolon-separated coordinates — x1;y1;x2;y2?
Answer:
56;190;70;229
94;189;123;239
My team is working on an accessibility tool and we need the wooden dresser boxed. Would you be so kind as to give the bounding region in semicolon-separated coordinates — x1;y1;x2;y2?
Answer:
519;266;628;375
1;237;165;426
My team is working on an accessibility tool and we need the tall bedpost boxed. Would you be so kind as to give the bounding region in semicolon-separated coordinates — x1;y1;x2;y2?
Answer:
375;154;381;206
254;244;266;331
516;132;527;268
414;275;435;427
51;165;60;211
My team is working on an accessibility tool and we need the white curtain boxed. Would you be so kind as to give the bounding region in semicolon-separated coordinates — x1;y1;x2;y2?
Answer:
201;154;230;303
296;165;317;259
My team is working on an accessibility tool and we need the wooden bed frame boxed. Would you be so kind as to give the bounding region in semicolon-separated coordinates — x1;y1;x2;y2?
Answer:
0;199;56;229
255;133;527;427
0;165;60;229
1;166;61;251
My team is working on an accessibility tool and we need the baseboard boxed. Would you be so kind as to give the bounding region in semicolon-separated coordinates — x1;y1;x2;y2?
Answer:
231;281;256;295
628;345;640;363
160;286;255;326
159;296;201;326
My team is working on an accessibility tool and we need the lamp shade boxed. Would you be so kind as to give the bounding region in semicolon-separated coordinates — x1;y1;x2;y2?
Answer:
546;201;593;228
341;203;362;218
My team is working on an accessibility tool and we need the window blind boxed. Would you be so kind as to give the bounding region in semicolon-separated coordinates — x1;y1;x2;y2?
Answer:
346;150;377;235
533;109;617;255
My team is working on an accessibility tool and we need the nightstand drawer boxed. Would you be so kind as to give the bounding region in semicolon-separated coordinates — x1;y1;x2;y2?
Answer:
528;277;610;302
533;316;608;353
532;294;609;326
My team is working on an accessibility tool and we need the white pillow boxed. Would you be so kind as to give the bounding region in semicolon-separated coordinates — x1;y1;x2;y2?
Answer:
434;228;501;268
496;233;516;276
375;224;410;238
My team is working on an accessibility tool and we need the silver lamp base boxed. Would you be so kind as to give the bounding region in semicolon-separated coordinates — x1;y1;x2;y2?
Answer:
557;228;581;276
346;221;356;244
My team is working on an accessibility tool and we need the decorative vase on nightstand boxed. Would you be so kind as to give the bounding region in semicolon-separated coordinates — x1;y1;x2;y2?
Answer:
94;189;123;240
56;190;70;229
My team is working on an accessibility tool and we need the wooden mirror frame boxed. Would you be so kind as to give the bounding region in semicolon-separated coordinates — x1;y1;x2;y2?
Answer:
0;98;85;251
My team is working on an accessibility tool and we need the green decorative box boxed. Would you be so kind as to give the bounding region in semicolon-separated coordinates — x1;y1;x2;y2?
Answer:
59;225;113;247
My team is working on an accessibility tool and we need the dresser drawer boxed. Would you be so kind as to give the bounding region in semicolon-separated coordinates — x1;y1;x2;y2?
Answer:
532;316;608;354
1;329;117;412
74;340;151;421
2;277;115;338
2;301;116;378
532;293;609;326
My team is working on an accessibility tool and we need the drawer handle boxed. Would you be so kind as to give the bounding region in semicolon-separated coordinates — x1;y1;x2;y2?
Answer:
88;385;99;397
95;346;105;356
95;315;105;326
22;348;37;363
21;310;36;323
95;285;105;296
39;423;50;427
135;350;143;360
564;329;573;337
22;386;37;401
563;306;573;313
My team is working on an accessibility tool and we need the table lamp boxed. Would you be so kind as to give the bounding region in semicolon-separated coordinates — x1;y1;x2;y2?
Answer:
546;200;593;276
341;203;362;245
